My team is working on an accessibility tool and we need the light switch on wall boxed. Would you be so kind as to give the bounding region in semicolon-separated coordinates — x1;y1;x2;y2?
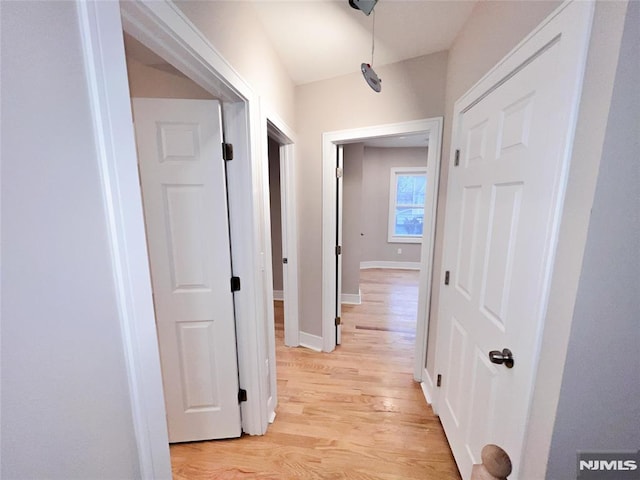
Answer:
397;248;402;255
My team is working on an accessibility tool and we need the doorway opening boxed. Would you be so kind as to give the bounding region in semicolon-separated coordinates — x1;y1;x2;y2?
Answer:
321;118;443;390
80;2;280;474
122;30;247;444
338;140;429;353
265;119;299;351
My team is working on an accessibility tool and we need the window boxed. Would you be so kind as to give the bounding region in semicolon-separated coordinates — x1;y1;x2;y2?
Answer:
388;167;427;243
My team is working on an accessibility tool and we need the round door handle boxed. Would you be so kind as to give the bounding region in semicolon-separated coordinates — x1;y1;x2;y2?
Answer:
489;348;514;368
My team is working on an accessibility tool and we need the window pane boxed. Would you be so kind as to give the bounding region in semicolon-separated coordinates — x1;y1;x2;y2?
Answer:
396;174;426;206
412;176;426;205
396;176;415;204
394;207;424;236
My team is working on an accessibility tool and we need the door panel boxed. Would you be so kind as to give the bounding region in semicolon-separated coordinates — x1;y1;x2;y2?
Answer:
465;347;498;460
436;9;591;476
133;98;242;443
480;182;522;327
455;185;482;298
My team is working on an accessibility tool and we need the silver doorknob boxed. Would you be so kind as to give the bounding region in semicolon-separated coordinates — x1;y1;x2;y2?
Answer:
489;348;514;368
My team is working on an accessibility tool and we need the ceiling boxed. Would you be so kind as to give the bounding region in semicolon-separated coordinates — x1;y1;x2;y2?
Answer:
249;0;476;86
124;2;475;149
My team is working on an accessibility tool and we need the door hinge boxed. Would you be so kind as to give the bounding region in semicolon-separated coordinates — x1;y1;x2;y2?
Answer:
335;316;341;326
336;167;343;178
238;388;247;403
454;149;460;167
230;276;241;292
222;143;234;161
444;271;450;285
335;245;342;255
437;374;442;388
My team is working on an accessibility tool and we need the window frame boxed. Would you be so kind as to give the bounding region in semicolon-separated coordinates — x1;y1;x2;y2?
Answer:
387;167;428;244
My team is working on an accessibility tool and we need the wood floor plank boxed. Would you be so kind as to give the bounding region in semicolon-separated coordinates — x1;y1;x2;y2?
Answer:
170;269;460;479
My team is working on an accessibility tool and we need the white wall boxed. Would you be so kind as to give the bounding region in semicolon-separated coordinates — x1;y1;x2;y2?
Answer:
296;51;448;336
546;3;640;476
173;0;296;128
1;2;140;478
360;147;428;264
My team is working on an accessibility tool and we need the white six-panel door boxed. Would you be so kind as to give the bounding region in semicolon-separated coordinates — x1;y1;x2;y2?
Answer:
132;98;242;442
436;3;593;478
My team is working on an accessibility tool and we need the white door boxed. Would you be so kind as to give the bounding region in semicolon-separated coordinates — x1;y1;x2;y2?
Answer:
435;3;592;478
132;98;242;443
335;145;344;345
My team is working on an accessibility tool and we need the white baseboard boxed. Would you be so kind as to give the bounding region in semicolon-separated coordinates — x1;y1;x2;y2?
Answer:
360;261;421;270
273;290;284;301
299;331;323;352
341;290;361;305
420;367;436;410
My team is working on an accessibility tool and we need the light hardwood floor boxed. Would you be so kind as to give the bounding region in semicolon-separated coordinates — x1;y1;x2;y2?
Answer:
170;269;461;479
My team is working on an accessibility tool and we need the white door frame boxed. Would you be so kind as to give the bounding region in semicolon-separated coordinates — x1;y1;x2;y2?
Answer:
257;104;299;422
263;108;300;349
79;1;275;477
321;118;444;382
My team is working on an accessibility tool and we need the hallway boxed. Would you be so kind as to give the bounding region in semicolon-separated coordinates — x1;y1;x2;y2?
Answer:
170;269;460;479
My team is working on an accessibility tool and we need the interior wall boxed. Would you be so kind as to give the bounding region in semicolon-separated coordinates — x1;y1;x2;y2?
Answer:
1;2;140;478
173;0;296;127
295;51;448;336
341;143;364;296
268;137;284;292
360;147;428;264
125;56;215;99
546;2;640;476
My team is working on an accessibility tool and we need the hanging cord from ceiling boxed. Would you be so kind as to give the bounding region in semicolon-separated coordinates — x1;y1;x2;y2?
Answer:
359;2;382;92
371;9;376;66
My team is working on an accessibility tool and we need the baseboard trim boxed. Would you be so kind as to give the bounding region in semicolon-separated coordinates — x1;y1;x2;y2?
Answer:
360;261;421;270
420;368;436;409
273;290;284;301
299;332;323;352
341;290;362;305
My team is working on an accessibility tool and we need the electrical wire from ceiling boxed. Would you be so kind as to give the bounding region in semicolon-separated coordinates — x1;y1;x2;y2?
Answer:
361;8;382;92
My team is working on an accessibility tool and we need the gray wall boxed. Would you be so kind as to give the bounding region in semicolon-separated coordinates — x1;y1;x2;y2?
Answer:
546;2;640;477
341;143;364;296
1;2;140;478
361;147;428;264
269;137;284;291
